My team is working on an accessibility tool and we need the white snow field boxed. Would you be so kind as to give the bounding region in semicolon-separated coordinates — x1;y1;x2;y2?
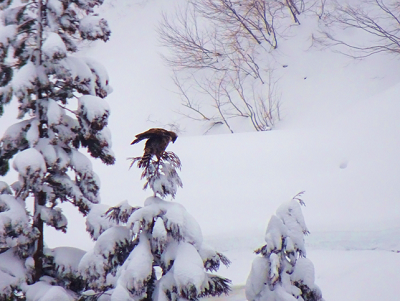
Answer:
1;0;400;300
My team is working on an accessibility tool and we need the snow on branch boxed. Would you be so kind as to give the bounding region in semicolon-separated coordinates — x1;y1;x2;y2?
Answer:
46;173;94;215
83;58;112;98
42;32;67;62
198;243;231;272
79;16;111;42
43;246;86;291
0;249;28;299
11;62;37;102
78;95;110;132
131;151;183;199
86;204;118;240
0;195;39;256
25;281;75;301
156;242;231;301
79;226;133;291
128;197;203;249
114;233;154;299
94;226;131;258
0;181;12;195
105;200;140;224
39;206;67;232
0;119;31;176
12;148;46;192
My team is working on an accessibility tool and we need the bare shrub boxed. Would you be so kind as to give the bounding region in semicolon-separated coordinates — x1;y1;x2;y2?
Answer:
315;0;400;58
159;0;315;133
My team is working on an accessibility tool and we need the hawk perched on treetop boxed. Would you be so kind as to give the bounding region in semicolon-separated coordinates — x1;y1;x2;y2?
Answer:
131;128;178;168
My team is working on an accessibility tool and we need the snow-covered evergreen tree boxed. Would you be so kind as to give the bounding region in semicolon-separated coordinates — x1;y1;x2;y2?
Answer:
0;0;113;298
79;150;231;300
245;192;324;301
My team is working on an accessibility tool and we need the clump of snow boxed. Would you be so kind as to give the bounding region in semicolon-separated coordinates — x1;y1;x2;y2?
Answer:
25;119;39;147
0;195;38;254
12;148;46;183
94;226;131;257
264;215;285;254
79;16;111;42
0;25;16;46
291;257;316;288
0;249;27;298
11;62;37;100
54;146;70;171
76;170;101;205
114;233;153;299
35;139;57;168
0;119;31;158
83;57;113;97
276;199;309;256
173;242;205;293
58;56;95;95
95;127;113;155
25;281;75;301
70;149;93;175
3;6;24;25
128;197;203;248
44;246;86;276
47;0;64;16
42;32;67;61
79;226;131;290
47;99;63;126
39;206;67;232
78;95;110;129
0;181;12;195
152;217;168;254
78;250;107;289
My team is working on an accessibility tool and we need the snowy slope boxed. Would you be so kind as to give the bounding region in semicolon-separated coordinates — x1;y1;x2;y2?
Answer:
1;0;400;299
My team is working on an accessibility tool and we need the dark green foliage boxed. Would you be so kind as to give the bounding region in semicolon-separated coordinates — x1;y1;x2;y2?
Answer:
80;134;115;165
294;281;324;301
0;66;12;87
0;158;10;176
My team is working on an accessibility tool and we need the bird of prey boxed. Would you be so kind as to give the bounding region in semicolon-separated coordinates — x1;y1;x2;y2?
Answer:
131;128;178;168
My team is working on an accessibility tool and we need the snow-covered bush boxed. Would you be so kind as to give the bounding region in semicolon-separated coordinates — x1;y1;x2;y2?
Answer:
79;151;231;300
0;0;113;298
245;193;324;301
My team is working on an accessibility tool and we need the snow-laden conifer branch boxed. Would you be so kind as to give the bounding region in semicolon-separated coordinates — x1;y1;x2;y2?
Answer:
198;275;231;299
86;204;119;240
105;200;141;224
79;226;133;291
130;151;183;199
42;247;86;292
199;244;232;272
0;195;39;256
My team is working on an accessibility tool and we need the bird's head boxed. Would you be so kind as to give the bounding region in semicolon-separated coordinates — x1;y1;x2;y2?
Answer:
170;131;178;143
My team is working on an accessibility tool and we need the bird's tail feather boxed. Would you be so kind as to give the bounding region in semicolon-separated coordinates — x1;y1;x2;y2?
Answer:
138;152;152;168
130;138;140;145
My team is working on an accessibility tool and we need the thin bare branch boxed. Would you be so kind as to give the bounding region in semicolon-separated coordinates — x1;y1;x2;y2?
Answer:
316;0;400;58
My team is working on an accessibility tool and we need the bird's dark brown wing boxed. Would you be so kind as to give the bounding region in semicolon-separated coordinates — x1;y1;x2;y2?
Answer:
131;128;169;145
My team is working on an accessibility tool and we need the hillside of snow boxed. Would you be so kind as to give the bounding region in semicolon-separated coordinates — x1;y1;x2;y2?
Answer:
1;0;400;300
